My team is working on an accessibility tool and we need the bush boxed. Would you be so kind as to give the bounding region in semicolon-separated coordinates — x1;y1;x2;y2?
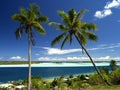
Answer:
89;74;104;85
100;67;109;75
0;88;7;90
110;67;120;85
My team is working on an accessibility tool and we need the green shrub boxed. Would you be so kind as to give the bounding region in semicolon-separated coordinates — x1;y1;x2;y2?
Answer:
0;87;7;90
110;67;120;85
89;74;104;85
100;67;109;75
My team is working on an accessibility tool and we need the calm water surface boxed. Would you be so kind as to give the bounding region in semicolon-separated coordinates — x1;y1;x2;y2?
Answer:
0;65;111;83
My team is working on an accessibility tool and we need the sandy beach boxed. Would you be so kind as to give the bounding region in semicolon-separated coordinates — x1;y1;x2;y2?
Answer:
0;62;114;67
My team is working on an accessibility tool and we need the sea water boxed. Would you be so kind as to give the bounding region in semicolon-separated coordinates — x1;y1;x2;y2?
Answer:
0;62;114;83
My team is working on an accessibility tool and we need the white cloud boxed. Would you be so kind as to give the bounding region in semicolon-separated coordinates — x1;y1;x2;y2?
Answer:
37;56;120;61
89;43;120;51
43;47;81;55
105;0;120;9
94;9;112;18
41;43;120;55
97;56;110;60
10;56;26;61
94;0;120;19
38;57;67;61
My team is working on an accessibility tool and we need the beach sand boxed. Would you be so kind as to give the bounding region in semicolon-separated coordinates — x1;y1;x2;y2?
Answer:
0;62;115;67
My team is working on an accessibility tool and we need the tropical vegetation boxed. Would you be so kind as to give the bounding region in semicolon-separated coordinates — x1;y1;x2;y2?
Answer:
0;61;120;90
49;8;110;85
12;4;48;90
0;2;119;90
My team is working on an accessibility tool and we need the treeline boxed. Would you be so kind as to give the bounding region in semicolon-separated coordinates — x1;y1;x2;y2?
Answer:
0;61;40;65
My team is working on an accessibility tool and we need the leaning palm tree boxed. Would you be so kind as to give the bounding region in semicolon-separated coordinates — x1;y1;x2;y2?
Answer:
49;9;111;85
12;4;48;90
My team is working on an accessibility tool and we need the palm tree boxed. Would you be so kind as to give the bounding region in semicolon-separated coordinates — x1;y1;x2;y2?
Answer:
49;8;111;85
12;4;48;90
110;60;117;71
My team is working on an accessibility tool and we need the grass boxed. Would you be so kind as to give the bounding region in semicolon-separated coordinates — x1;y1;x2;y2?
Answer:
88;85;120;90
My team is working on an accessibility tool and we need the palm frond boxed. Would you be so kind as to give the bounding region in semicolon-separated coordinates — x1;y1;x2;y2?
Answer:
32;22;46;35
12;14;27;23
49;22;69;31
59;24;69;31
51;33;66;46
30;3;40;15
15;27;23;39
61;34;70;49
72;20;81;30
36;16;48;22
84;31;98;42
76;32;87;45
81;23;98;31
68;8;76;24
75;9;88;21
28;10;35;21
48;22;59;26
58;10;70;24
20;8;27;16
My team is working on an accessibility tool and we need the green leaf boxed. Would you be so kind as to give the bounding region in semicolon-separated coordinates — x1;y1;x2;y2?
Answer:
36;16;48;22
48;22;59;26
32;22;46;35
75;9;88;20
81;23;98;31
68;8;76;24
58;10;70;24
51;33;66;46
12;14;27;23
28;10;35;21
61;34;70;49
20;8;27;16
29;3;40;15
76;32;87;45
15;27;23;39
87;32;98;41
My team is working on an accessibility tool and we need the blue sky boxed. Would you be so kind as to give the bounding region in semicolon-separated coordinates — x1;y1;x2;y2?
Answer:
0;0;120;62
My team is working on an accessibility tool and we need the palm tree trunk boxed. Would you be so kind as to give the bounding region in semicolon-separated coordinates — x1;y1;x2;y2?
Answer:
74;34;111;86
28;29;32;90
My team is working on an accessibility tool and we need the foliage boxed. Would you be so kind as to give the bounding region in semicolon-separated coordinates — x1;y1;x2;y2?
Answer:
0;88;7;90
3;65;120;89
0;61;40;65
49;8;97;49
89;85;120;90
12;3;48;90
49;8;110;85
100;67;109;75
110;60;117;71
89;74;105;85
69;74;74;79
110;67;120;85
12;3;48;45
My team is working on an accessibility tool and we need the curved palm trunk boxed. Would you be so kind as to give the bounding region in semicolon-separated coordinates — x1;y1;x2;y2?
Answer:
74;34;111;86
28;29;32;90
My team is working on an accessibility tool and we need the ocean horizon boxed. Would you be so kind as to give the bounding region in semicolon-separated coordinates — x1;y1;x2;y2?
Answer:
0;62;119;83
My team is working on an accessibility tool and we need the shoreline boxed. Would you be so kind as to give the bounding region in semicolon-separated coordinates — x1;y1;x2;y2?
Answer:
0;62;117;67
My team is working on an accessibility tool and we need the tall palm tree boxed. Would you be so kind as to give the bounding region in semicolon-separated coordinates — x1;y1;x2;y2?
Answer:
12;4;48;90
49;8;111;85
